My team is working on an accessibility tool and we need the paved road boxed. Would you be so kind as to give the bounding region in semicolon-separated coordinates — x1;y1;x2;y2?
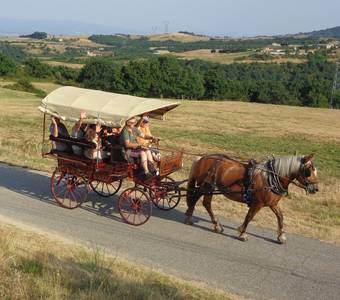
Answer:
0;163;339;300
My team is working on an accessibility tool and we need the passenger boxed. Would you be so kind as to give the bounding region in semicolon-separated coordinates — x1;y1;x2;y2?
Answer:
104;126;123;161
120;117;157;179
137;116;161;162
71;111;87;156
99;126;110;149
101;126;118;150
50;116;69;151
84;123;110;161
112;126;122;136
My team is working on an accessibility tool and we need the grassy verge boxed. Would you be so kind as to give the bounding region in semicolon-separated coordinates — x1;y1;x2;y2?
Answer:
4;79;47;98
0;222;232;300
0;87;339;243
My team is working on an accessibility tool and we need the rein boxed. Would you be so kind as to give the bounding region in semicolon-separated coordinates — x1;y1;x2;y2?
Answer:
255;161;318;195
157;144;248;163
158;142;318;196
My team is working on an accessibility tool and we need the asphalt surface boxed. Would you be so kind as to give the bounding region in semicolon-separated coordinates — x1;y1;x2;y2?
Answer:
0;163;339;300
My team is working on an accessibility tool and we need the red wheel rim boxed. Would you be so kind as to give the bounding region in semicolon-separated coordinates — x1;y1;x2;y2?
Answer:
152;176;181;210
90;179;122;197
118;188;152;226
51;169;88;209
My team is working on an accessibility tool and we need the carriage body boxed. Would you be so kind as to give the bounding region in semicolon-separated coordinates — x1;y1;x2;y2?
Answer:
40;86;182;225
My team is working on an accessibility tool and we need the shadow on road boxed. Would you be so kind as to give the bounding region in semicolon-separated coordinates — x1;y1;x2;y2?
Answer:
0;164;279;243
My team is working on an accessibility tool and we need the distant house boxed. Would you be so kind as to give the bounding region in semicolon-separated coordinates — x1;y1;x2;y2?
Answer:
262;47;273;54
271;43;281;47
317;42;336;49
87;51;97;57
270;49;286;56
86;50;114;57
298;49;307;55
262;47;286;56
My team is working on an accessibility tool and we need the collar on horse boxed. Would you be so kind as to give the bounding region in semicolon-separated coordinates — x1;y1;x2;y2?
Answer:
265;159;288;195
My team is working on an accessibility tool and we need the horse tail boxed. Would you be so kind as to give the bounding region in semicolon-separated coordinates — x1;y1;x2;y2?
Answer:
186;157;201;210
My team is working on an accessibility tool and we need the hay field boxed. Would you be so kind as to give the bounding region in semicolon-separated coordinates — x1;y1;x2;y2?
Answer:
0;86;339;243
172;49;308;64
43;60;84;69
173;49;252;64
148;32;210;42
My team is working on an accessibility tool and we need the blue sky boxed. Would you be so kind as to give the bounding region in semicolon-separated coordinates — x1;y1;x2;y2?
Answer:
1;0;339;36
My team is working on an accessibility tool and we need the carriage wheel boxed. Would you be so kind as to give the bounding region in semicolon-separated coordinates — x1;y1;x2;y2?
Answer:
90;179;122;197
151;176;181;211
118;187;152;226
51;168;88;209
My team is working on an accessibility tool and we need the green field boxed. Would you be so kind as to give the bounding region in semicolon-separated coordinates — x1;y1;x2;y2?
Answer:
0;86;339;243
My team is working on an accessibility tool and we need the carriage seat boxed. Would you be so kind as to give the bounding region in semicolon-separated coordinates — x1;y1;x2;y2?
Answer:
49;149;94;164
49;135;96;150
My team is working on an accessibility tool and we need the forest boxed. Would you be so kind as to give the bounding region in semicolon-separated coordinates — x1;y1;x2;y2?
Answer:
78;53;338;107
0;41;339;108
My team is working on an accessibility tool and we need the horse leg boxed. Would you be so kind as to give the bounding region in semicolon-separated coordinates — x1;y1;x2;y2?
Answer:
270;205;286;244
184;189;201;225
202;194;224;233
237;205;262;242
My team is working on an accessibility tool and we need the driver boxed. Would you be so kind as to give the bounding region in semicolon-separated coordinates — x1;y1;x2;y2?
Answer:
120;117;157;179
137;116;161;162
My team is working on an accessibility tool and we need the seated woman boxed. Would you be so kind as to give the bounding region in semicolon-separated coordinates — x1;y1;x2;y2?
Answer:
137;115;161;162
71;111;87;156
120;117;157;179
50;116;69;151
84;123;110;161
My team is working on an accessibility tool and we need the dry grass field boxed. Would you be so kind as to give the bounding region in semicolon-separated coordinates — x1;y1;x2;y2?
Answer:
0;222;232;299
43;60;84;69
172;49;308;64
173;49;251;64
148;32;210;42
0;86;339;243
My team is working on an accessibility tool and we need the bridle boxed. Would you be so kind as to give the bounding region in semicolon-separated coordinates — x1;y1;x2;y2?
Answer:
257;160;319;195
293;163;319;194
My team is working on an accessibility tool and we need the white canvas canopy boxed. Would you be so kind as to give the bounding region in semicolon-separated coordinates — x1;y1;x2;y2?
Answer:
38;86;179;127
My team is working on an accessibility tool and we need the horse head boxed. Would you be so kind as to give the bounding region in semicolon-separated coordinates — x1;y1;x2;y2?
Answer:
296;154;319;194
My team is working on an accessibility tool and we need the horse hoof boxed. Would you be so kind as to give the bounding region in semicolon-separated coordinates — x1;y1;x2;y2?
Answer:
213;224;224;233
278;233;287;244
239;233;248;242
184;217;193;225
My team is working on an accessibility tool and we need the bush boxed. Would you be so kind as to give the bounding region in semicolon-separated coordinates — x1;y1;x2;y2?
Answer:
20;31;48;39
24;58;52;78
0;42;27;62
0;53;16;76
4;79;46;98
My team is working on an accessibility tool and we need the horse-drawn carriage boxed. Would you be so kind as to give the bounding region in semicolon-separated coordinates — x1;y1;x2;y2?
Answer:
39;86;183;225
39;86;319;243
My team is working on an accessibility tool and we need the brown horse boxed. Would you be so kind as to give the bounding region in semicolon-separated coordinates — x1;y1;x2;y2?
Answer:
184;154;318;243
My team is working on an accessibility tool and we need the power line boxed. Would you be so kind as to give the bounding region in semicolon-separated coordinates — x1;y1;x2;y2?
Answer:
151;26;158;34
163;21;170;34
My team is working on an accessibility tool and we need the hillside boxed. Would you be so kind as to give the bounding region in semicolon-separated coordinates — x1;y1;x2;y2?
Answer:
293;25;340;38
148;32;210;42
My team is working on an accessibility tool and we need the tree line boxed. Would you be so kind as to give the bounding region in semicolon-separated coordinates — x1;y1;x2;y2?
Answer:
78;53;338;108
0;47;339;108
89;34;318;58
